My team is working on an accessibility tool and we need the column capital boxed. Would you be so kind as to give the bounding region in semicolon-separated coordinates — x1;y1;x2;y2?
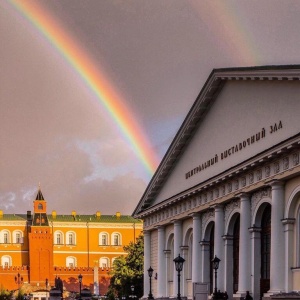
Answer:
171;219;182;225
143;230;151;236
236;192;250;201
266;179;285;189
155;225;165;232
189;212;201;220
211;203;224;211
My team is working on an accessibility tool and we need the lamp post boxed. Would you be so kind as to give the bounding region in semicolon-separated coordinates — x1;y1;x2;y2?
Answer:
45;278;48;300
147;267;154;300
78;274;83;300
15;273;23;299
211;255;221;295
130;285;135;299
173;254;185;300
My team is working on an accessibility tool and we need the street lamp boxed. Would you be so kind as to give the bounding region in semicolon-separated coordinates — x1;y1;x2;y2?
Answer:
211;255;221;295
45;278;48;300
15;273;23;299
78;274;83;300
173;254;185;300
147;267;154;300
130;285;135;299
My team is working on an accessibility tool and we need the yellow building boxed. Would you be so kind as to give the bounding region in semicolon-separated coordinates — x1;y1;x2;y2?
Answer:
0;188;142;295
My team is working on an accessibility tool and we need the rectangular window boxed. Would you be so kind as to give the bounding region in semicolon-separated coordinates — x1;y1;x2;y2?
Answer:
102;235;107;245
57;235;61;244
102;262;107;268
4;233;8;244
114;235;119;246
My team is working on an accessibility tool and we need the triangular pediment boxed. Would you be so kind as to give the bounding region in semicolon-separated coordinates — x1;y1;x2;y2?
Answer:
133;65;300;217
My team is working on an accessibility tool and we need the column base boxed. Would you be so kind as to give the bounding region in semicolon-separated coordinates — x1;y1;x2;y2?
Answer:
233;292;247;300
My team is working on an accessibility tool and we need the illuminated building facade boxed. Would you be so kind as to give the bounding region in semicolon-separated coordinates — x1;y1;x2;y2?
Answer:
134;66;300;300
0;188;142;294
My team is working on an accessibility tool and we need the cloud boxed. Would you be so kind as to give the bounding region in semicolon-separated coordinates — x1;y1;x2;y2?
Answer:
75;138;138;183
0;192;16;210
22;187;37;204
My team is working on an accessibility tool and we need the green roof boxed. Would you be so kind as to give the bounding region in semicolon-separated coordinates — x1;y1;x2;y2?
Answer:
48;214;142;223
0;214;28;221
0;213;142;223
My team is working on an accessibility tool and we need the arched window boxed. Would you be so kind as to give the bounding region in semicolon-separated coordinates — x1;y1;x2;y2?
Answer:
66;256;77;268
1;255;12;268
66;231;76;245
100;257;110;268
112;232;121;246
13;230;23;244
38;203;43;210
54;231;64;245
1;230;10;244
99;232;109;246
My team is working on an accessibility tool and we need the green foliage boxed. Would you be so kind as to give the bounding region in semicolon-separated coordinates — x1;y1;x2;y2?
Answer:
107;234;144;300
0;287;13;300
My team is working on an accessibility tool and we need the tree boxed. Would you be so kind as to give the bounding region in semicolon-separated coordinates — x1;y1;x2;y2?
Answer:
107;234;144;300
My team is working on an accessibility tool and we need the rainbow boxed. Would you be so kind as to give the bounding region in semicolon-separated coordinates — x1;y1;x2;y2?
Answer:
190;1;260;65
7;0;159;176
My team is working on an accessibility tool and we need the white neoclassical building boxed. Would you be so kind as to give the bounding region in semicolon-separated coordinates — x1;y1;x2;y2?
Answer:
133;66;300;300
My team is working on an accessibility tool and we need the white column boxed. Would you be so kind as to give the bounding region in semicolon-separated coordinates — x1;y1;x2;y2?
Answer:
143;230;151;298
200;240;210;284
269;180;285;293
223;235;234;298
157;226;166;297
192;213;202;283
173;220;183;297
237;193;251;296
282;218;295;292
214;204;225;292
249;226;261;300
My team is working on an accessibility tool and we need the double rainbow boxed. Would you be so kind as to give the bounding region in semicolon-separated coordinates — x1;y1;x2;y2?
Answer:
8;0;159;176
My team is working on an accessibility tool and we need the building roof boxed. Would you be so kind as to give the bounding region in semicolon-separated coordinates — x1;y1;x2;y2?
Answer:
35;188;45;200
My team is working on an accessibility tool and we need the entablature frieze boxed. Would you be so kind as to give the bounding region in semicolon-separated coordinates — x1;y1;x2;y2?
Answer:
142;140;300;230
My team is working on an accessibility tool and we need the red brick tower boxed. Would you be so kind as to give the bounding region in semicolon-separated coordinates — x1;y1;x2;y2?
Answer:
28;187;54;285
